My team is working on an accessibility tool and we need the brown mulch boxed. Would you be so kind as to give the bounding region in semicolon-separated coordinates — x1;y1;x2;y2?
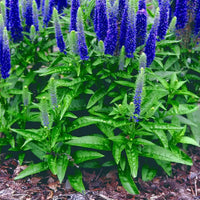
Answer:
0;146;200;200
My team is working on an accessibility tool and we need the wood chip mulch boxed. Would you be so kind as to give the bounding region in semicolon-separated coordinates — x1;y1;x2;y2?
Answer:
0;146;200;200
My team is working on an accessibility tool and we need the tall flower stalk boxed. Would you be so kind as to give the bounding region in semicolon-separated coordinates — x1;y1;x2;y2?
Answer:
5;0;10;30
175;0;188;29
53;8;66;54
144;8;160;67
25;0;33;32
70;0;80;31
57;0;67;14
136;0;147;47
125;0;136;58
33;0;39;31
104;0;118;55
157;0;170;41
133;53;146;122
10;0;23;42
94;0;108;41
76;7;89;60
1;27;11;79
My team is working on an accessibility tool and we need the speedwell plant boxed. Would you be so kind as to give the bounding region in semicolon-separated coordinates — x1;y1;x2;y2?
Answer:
0;0;199;194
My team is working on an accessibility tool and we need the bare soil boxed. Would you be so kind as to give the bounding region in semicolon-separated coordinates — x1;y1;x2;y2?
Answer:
0;146;200;200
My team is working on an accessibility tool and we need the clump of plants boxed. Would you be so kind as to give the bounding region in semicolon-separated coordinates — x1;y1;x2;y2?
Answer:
0;0;199;194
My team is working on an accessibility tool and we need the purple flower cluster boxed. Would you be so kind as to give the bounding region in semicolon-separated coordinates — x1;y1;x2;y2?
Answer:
136;8;147;47
10;0;23;43
175;0;188;29
94;0;108;41
70;0;80;31
194;0;200;35
77;7;89;60
119;5;128;48
25;0;33;32
43;0;54;27
157;0;170;41
144;8;160;67
138;0;146;10
104;1;118;55
53;8;66;54
125;0;136;58
33;0;39;31
35;0;41;8
1;27;11;79
57;0;67;14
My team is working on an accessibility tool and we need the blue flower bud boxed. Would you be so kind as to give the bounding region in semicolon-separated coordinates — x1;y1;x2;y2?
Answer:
33;0;39;31
43;0;53;27
22;85;31;106
10;0;23;42
104;0;118;55
138;0;146;10
119;46;125;70
1;27;11;79
136;8;147;47
174;0;188;29
119;4;128;49
125;0;136;58
133;53;146;122
53;8;66;54
70;0;80;31
144;8;160;67
49;77;58;109
57;0;67;14
77;7;89;60
69;30;79;55
25;0;33;32
94;0;108;41
157;0;170;41
40;97;50;128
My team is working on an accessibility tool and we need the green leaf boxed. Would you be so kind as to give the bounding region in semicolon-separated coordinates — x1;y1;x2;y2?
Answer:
68;116;130;132
187;108;200;143
66;136;111;151
68;169;85;193
97;123;114;137
57;147;71;183
142;164;157;181
126;146;138;178
118;168;139;195
51;126;61;148
14;162;48;180
114;80;135;88
179;136;199;147
167;104;199;116
11;129;46;141
47;155;57;175
112;142;126;164
154;130;168;148
141;145;192;165
27;142;47;160
155;160;172;176
60;93;73;120
87;88;108;109
73;150;104;164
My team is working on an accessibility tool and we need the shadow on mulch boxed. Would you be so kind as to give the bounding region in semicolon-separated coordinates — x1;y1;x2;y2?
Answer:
0;146;200;200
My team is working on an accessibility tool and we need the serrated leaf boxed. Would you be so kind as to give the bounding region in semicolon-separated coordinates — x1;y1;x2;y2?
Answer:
73;150;104;164
154;130;168;148
66;136;111;151
141;145;192;165
14;162;48;180
68;169;85;193
118;168;139;195
47;155;57;175
126;146;138;178
87;88;107;109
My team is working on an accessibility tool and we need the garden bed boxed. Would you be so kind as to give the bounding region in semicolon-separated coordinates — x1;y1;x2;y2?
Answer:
0;145;200;200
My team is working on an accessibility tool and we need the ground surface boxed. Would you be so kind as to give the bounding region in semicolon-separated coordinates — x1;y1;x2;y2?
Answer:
0;146;200;200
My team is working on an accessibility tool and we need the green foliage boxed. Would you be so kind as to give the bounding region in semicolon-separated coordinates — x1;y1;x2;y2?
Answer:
0;0;199;195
